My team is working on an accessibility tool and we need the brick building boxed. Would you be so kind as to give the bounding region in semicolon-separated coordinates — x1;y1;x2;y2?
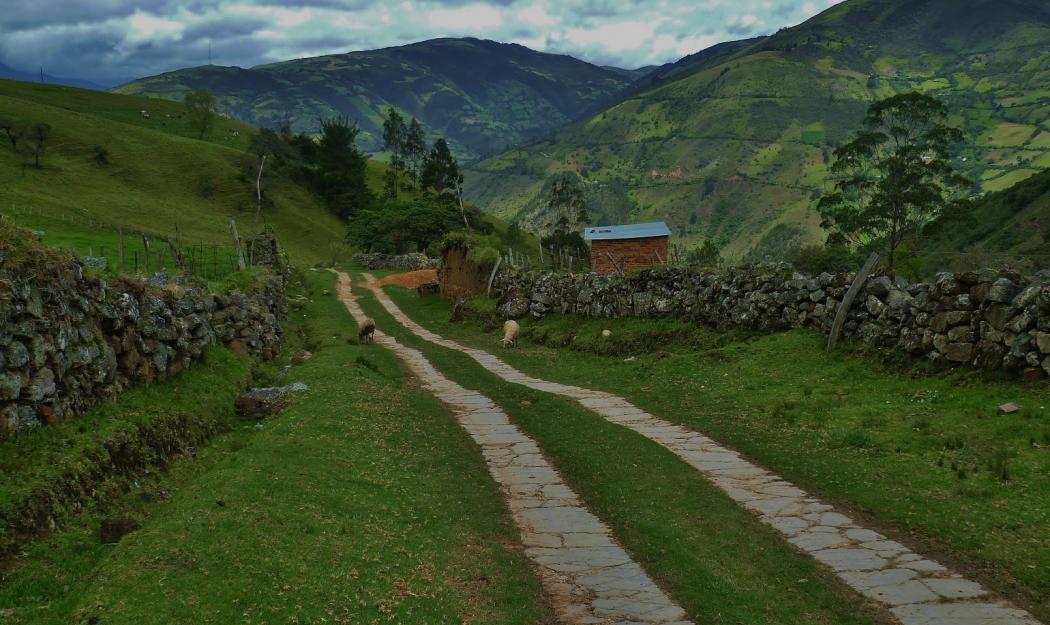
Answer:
584;222;671;275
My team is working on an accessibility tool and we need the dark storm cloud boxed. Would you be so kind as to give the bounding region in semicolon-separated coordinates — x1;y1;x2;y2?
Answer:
0;0;844;85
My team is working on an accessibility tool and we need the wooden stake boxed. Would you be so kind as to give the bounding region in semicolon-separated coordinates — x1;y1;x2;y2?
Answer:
230;219;247;270
486;256;504;298
166;236;185;269
827;252;881;352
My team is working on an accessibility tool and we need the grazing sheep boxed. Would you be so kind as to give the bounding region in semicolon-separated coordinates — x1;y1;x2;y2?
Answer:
502;320;520;348
358;318;376;345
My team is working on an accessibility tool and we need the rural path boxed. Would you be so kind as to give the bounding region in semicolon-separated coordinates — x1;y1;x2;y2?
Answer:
362;273;1043;625
332;272;691;625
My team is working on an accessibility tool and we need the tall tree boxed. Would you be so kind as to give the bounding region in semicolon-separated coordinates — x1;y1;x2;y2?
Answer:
26;122;50;168
545;175;590;233
313;116;374;220
183;90;215;139
0;116;15;150
421;138;470;232
382;108;407;195
403;117;427;180
818;92;967;268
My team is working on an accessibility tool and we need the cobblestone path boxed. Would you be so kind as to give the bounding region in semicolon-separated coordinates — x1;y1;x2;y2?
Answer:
363;273;1042;625
334;272;691;625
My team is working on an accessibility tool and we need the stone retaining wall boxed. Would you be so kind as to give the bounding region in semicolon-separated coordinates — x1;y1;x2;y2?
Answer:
352;252;438;271
492;264;1050;376
1;234;286;438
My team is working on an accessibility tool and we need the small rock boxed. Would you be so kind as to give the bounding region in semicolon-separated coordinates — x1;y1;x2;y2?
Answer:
601;329;612;337
1023;368;1045;382
998;403;1020;416
100;517;141;544
235;382;309;420
291;351;313;364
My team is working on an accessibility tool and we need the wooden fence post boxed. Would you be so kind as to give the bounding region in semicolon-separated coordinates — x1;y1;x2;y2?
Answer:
826;252;881;352
230;219;247;270
486;256;504;298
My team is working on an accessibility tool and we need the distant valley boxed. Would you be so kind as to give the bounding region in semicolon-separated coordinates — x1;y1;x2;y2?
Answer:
93;0;1050;263
465;0;1050;260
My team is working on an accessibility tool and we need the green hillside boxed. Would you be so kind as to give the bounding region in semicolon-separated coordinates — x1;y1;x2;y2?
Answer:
0;79;367;267
466;0;1050;261
113;38;634;161
907;168;1050;274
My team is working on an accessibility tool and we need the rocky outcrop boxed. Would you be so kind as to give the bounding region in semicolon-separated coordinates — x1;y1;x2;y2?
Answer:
352;252;438;271
493;264;1050;376
0;232;286;439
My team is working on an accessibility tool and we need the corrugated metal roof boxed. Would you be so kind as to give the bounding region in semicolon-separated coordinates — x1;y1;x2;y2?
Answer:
583;222;672;241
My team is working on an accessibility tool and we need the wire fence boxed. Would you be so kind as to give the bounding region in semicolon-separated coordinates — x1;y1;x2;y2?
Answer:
4;204;249;281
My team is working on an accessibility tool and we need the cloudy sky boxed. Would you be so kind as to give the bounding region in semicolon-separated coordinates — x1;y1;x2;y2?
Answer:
0;0;845;86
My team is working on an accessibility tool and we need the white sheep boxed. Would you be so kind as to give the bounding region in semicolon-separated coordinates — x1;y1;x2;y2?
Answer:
358;318;376;344
502;319;520;348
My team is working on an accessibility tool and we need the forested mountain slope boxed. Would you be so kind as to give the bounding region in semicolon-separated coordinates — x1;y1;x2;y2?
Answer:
114;38;635;160
465;0;1050;260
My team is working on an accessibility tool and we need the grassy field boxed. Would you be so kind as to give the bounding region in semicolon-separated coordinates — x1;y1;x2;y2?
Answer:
353;275;894;625
0;271;550;625
0;80;361;266
379;285;1050;621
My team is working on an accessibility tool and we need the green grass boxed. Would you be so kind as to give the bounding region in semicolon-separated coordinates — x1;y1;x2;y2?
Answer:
0;80;354;267
0;271;549;625
0;347;253;621
380;286;1050;621
355;278;892;625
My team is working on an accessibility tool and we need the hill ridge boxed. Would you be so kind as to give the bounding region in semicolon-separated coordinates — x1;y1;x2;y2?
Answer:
464;0;1050;260
114;37;634;160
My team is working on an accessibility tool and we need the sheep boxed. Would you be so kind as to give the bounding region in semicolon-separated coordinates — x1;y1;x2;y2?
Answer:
502;319;520;348
358;318;376;345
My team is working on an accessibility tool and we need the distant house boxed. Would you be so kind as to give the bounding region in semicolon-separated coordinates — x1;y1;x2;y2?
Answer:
584;222;671;275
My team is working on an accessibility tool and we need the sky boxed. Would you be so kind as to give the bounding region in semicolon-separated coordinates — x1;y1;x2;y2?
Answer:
0;0;846;86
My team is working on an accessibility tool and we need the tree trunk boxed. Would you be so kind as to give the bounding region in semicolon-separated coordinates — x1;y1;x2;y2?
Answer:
455;181;471;233
254;155;266;232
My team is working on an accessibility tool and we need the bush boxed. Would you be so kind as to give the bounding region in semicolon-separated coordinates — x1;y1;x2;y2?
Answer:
93;145;109;166
791;244;859;274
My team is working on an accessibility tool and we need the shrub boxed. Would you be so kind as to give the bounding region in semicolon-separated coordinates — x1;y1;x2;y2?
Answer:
93;145;109;166
791;244;859;274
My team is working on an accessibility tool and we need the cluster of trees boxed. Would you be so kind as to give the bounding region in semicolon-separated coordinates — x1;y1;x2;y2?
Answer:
0;116;51;171
382;109;471;232
236;106;487;254
539;174;590;263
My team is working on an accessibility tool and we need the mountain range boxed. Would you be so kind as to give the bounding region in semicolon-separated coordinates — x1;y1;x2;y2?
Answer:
465;0;1050;259
0;62;108;91
113;38;641;160
110;0;1050;262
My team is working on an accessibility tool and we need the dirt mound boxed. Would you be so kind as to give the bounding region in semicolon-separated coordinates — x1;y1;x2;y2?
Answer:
375;269;438;289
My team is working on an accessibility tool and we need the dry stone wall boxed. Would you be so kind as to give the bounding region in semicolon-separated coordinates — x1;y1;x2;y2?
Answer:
1;246;285;439
493;264;1050;376
352;252;438;271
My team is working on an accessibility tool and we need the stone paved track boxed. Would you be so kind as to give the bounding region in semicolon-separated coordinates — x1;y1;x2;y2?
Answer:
333;272;691;625
363;273;1043;625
